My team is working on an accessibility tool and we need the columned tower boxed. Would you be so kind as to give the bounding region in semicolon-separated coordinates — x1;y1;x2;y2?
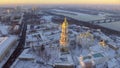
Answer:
60;17;69;53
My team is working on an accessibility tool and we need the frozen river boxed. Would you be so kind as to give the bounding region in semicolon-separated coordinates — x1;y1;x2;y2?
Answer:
51;9;120;32
99;21;120;32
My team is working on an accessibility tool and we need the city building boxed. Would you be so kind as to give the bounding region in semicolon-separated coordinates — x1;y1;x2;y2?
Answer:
76;31;94;48
0;36;18;62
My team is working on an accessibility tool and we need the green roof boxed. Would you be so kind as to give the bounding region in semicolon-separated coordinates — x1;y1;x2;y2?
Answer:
83;56;91;60
92;53;104;58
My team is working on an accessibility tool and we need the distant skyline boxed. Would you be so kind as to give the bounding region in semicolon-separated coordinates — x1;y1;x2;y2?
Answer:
0;0;120;5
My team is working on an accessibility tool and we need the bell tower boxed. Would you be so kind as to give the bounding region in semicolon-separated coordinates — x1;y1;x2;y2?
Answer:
60;17;69;53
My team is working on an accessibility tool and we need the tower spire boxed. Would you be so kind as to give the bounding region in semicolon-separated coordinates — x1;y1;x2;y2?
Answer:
64;17;67;22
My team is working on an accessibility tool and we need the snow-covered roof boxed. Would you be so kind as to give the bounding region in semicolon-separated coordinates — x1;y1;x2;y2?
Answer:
81;49;90;56
104;49;116;58
89;44;103;52
0;36;18;61
107;58;119;68
0;25;9;35
54;54;74;66
18;49;34;60
41;16;53;22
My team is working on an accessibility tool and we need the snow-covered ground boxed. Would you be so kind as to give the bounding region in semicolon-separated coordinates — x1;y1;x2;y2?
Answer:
11;15;120;68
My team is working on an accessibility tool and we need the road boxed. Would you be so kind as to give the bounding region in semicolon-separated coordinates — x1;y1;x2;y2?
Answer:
2;20;27;68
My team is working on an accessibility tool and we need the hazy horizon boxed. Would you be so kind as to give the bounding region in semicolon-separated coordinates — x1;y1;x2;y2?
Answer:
0;4;120;7
0;0;120;5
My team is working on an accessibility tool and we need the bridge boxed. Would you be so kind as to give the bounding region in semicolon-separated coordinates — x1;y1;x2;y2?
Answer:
89;18;120;24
